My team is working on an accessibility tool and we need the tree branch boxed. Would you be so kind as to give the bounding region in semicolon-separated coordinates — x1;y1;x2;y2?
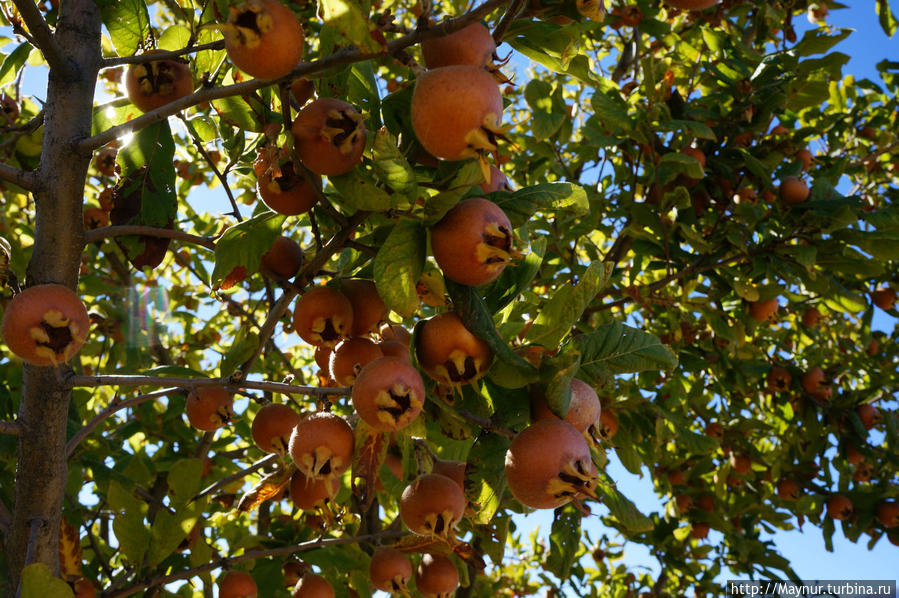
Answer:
77;0;512;153
191;453;279;504
84;225;217;250
65;388;172;458
0;420;21;436
65;373;349;397
104;530;410;598
99;41;224;67
11;0;73;77
0;162;34;190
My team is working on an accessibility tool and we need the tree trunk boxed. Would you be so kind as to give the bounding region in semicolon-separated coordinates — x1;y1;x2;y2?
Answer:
6;0;100;587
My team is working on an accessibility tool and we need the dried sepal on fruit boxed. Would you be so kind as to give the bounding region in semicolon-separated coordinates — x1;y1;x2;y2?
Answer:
223;0;304;80
329;337;383;387
351;355;426;432
1;284;90;366
289;469;340;511
185;387;235;432
255;147;322;216
369;547;413;594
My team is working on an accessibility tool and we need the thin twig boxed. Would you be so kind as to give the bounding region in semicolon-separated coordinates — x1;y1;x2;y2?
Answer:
78;0;512;153
457;409;515;439
65;373;349;396
84;225;217;250
0;496;11;535
11;0;72;77
0;420;21;436
100;41;224;67
104;530;410;598
66;388;173;457
191;453;279;503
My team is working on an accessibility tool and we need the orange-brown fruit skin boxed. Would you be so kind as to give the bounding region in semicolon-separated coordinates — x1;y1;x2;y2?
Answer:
801;306;821;327
415;312;494;385
340;279;388;337
480;164;509;193
289;470;340;510
780;176;810;204
826;495;854;520
871;287;897;311
411;65;503;161
599;409;619;440
796;148;814;171
125;53;194;113
352;355;426;431
369;548;413;594
690;522;710;539
399;473;467;537
288;411;355;480
291;98;366;176
749;298;779;323
219;570;258;598
776;479;801;501
379;339;411;362
292;286;354;348
224;0;304;80
292;573;334;598
251;403;301;453
415;553;460;597
766;366;792;393
257;165;321;216
329;337;383;386
730;454;752;475
876;501;899;528
1;284;90;366
856;404;880;430
185;387;234;432
430;197;514;287
260;236;304;281
504;419;596;509
72;579;99;598
421;22;496;69
801;367;831;401
379;322;412;346
432;459;466;491
531;378;601;435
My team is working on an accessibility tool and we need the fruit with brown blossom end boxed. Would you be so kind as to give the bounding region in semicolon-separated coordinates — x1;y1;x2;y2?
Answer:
260;236;304;281
416;312;494;386
288;412;354;482
125;51;193;113
400;473;467;540
220;570;258;598
223;0;304;80
352;355;426;431
749;298;779;323
776;479;800;501
871;287;896;311
1;284;90;366
505;419;597;509
369;548;413;594
292;573;334;598
292;286;354;347
185;387;235;432
415;553;460;598
289;470;340;511
251;403;300;454
292;98;366;176
340;279;388;337
876;501;899;528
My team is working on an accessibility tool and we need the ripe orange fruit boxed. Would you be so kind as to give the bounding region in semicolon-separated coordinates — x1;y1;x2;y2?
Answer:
219;570;258;598
800;367;831;401
185;387;235;432
876;501;899;528
779;176;810;204
256;157;322;216
826;495;854;520
690;522;710;539
292;286;354;347
415;553;460;598
421;22;496;69
125;51;194;113
260;236;304;281
430;197;515;287
223;0;304;80
339;279;388;337
288;411;354;482
776;479;800;501
292;98;366;176
415;312;493;386
289;470;340;511
748;298;778;323
1;284;90;366
871;287;896;311
411;65;504;161
329;337;383;386
400;473;467;540
531;378;601;437
504;419;597;509
351;355;426;431
369;548;413;594
251;403;300;453
291;573;334;598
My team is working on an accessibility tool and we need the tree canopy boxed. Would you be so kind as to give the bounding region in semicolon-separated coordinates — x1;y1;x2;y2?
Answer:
0;0;897;596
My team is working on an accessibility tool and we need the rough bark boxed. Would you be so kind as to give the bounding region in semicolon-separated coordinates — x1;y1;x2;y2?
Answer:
6;0;101;587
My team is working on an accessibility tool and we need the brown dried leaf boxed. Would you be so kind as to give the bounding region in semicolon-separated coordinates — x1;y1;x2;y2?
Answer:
351;420;388;510
58;517;83;581
236;466;292;513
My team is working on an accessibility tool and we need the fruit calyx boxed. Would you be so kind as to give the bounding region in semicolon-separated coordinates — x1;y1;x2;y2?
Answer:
320;108;365;157
226;0;275;50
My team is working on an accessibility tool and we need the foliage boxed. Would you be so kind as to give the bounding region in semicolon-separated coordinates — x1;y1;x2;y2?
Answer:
0;0;897;596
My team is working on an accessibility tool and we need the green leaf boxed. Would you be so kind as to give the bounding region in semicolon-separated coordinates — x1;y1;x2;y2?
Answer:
540;348;581;418
372;128;417;201
502;182;590;225
545;503;581;578
219;327;259;376
210;211;285;289
373;219;426;317
657;119;717;141
524;261;613;348
319;0;386;55
656;152;704;185
20;563;74;598
211;91;268;133
877;0;898;36
0;43;32;87
595;476;654;533
329;169;395;212
794;28;853;57
116;121;178;227
484;237;547;314
113;507;150;565
158;25;192;51
96;0;152;57
147;506;200;567
424;161;484;225
167;458;204;506
574;322;678;385
466;433;510;524
590;90;632;133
